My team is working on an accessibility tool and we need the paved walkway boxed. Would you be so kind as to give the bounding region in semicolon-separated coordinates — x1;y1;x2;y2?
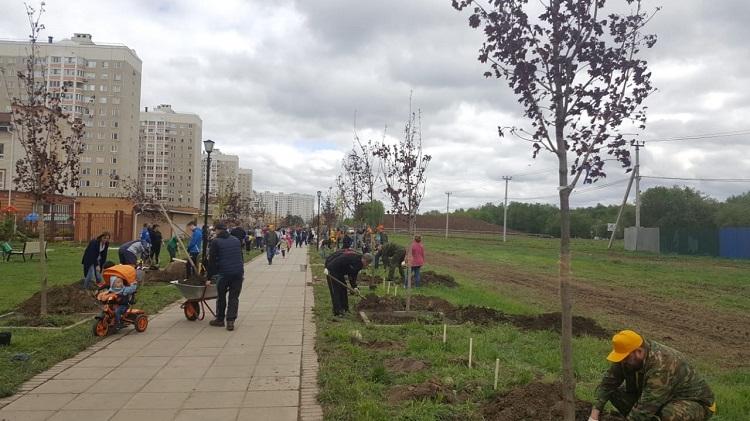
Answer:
0;246;323;421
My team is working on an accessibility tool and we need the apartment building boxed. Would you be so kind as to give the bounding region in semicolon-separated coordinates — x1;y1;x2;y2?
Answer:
200;149;239;207
0;33;142;197
0;113;10;191
139;104;202;208
255;191;315;222
237;168;253;201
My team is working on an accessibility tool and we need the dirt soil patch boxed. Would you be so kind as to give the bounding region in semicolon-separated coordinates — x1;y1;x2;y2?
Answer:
180;275;209;286
144;262;186;282
384;357;430;373
482;381;624;421
358;273;384;286
421;270;459;288
17;284;99;316
360;340;405;351
356;294;608;337
431;250;750;366
387;379;463;404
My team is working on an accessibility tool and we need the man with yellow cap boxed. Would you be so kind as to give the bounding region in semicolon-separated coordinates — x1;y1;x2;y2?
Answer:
589;330;715;421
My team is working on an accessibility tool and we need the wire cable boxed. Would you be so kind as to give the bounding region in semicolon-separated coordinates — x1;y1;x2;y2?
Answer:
646;129;750;143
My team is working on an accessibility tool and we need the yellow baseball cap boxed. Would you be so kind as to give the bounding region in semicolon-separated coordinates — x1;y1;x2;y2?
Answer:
607;330;643;362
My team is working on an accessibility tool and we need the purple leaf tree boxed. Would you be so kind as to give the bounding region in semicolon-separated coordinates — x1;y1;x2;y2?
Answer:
453;0;657;417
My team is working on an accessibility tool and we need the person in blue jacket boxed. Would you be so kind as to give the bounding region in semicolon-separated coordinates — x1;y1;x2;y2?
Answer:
186;221;202;277
81;231;110;289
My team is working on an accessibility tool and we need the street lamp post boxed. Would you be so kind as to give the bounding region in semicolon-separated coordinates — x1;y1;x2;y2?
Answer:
201;139;214;272
316;190;321;249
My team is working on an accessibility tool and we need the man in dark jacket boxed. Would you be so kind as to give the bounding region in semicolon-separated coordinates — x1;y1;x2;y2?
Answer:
230;225;247;252
264;225;279;265
148;224;163;265
81;231;110;289
324;250;372;317
207;222;245;331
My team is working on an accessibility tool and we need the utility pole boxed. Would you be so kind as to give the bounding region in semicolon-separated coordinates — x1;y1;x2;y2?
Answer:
633;141;645;250
502;176;512;242
445;192;451;239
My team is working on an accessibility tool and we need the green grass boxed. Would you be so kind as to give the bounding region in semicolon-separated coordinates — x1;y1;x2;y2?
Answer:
310;237;750;420
0;241;186;398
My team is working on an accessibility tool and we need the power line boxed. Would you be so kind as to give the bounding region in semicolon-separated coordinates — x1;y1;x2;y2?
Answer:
642;176;750;182
507;177;630;201
646;129;750;143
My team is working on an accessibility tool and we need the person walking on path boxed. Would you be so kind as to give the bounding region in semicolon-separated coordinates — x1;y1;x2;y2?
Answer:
406;235;425;288
206;222;245;331
324;250;372;317
81;231;110;289
588;330;715;421
149;224;163;265
264;225;280;265
186;221;202;277
381;242;406;285
254;226;263;249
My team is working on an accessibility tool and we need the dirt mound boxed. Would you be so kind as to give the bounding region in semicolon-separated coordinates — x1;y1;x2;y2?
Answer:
180;275;208;286
17;284;99;316
482;381;624;421
144;262;186;282
358;273;384;286
511;313;610;339
384;357;429;373
356;294;455;313
387;379;463;404
447;305;511;325
361;340;405;351
421;271;459;288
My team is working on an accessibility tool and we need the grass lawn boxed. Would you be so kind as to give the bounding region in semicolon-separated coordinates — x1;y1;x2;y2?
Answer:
310;236;750;420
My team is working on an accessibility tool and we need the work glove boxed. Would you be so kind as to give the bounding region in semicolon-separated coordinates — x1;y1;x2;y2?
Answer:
324;268;329;275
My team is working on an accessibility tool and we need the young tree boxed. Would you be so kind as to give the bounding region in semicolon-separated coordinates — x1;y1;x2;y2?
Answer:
453;0;657;417
374;96;431;309
11;3;85;315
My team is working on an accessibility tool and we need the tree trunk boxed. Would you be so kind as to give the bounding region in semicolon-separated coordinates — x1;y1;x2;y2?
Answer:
558;164;575;420
405;212;414;311
37;200;48;316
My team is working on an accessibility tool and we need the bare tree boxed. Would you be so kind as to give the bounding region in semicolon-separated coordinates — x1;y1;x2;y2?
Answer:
453;0;657;417
373;95;431;310
11;2;85;315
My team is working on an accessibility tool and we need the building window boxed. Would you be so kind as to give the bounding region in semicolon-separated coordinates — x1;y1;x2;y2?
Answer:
101;73;108;80
111;157;117;164
96;168;104;175
103;61;109;68
99;85;107;92
114;74;121;81
87;61;96;68
99;97;107;104
112;85;120;93
112;97;120;105
109;180;117;188
0;169;4;190
0;143;4;159
114;62;121;69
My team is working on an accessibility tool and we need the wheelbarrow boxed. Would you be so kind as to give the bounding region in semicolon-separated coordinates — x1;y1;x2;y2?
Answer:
171;280;217;321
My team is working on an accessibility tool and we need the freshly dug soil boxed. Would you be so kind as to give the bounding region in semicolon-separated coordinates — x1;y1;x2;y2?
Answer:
384;357;429;373
482;381;624;421
356;294;609;337
356;294;455;313
446;305;511;325
180;275;208;286
511;312;610;339
358;273;384;286
366;311;440;325
387;379;463;404
144;262;186;282
361;340;405;351
17;284;99;316
421;270;459;288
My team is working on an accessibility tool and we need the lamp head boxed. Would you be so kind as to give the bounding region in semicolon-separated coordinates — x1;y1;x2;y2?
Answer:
203;139;215;153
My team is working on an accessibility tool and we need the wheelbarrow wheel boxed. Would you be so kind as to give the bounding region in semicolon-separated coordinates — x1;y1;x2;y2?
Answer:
184;301;200;321
92;318;111;337
134;314;149;332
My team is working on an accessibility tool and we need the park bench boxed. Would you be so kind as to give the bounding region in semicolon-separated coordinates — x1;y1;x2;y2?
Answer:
2;241;48;262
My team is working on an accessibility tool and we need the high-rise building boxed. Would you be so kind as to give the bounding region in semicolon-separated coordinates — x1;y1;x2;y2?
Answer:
0;113;10;192
201;149;239;207
255;191;315;222
139;104;202;208
0;33;142;198
237;168;253;201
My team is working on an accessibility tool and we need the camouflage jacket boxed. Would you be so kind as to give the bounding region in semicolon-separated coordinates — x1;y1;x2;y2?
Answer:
594;340;714;420
380;243;405;267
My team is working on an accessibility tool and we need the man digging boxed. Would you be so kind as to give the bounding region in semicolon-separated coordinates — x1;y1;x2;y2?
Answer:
589;330;715;421
324;250;373;317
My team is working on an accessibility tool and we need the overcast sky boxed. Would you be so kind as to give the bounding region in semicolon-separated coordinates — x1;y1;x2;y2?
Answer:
1;0;748;212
